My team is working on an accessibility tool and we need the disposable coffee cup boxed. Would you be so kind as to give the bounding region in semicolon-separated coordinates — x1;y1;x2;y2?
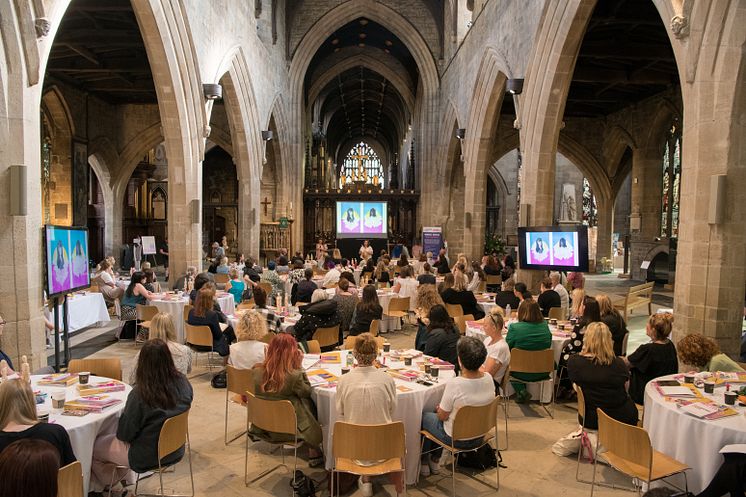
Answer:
341;367;350;375
683;374;695;384
404;357;413;366
51;392;66;410
549;319;557;325
424;364;432;375
558;324;565;331
79;372;90;385
430;366;439;378
570;318;577;326
703;381;715;394
383;342;391;353
37;410;50;423
724;391;737;406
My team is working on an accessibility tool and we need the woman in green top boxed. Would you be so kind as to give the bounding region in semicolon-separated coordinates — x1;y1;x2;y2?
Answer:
506;299;552;403
225;267;245;304
676;334;745;372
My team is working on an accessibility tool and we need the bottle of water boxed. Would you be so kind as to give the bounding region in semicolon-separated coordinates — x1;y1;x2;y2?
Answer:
346;351;354;368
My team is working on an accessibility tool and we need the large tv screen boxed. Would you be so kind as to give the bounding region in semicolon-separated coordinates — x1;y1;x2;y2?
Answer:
517;225;589;272
45;225;91;297
336;201;388;238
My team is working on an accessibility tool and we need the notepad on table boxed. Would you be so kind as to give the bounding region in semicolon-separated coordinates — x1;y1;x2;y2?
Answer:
659;386;697;397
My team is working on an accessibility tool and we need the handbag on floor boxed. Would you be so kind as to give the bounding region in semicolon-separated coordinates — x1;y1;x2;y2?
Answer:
290;470;316;497
210;369;227;389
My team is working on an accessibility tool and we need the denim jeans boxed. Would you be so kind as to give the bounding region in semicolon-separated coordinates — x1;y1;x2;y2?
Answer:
421;411;483;460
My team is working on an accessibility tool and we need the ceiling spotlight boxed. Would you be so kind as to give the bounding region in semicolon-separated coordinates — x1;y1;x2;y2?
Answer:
331;38;339;45
506;78;524;95
359;33;367;39
202;83;222;100
385;40;393;46
455;128;466;140
360;19;369;25
261;130;273;141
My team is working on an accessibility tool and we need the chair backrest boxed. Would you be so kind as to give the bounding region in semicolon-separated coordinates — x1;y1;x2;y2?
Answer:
509;349;554;375
451;396;500;442
388;297;410;313
477;280;487;293
157;410;190;461
313;325;340;348
258;282;273;296
185;324;213;348
88;284;100;293
260;332;275;344
575;385;586;427
57;461;83;497
245;391;297;436
445;303;464;318
548;307;565;321
485;275;502;285
453;316;467;335
377;282;389;289
305;340;321;354
182;304;193;324
499;365;511;395
626;281;655;302
136;304;159;322
738;361;746;371
237;299;255;311
214;273;230;284
621;332;629;356
226;365;255;397
596;408;652;475
67;358;122;381
368;319;380;337
343;335;385;350
333;421;405;462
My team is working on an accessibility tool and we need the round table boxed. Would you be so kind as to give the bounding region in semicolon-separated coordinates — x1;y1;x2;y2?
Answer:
643;374;746;493
476;293;497;316
309;350;454;485
150;293;235;343
32;374;132;495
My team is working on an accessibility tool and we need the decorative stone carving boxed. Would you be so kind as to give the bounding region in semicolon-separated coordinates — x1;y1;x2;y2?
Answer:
203;124;211;138
671;15;689;39
35;18;50;38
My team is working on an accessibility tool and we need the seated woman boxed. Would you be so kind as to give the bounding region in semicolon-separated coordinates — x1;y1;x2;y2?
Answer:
187;287;236;361
250;333;323;467
336;333;400;496
467;261;486;293
349;284;383;336
414;284;445;351
433;253;451;275
420;336;494;477
287;260;307;302
676;333;745;372
119;271;156;340
229;310;268;370
143;269;159;293
558;296;601;378
293;268;317;305
94;260;124;304
392;266;419;312
480;308;510;389
92;340;193;492
569;289;585;320
131;312;192;381
440;272;485;320
253;286;282;333
695;448;746;497
625;313;678;405
260;261;284;300
373;260;390;286
506;300;552;404
332;278;359;333
567;322;638;430
293;289;342;349
339;271;358;293
596;294;628;356
0;380;76;465
360;257;376;280
225;267;245;304
423;304;460;368
483;256;501;292
216;257;230;274
275;255;290;275
0;439;61;497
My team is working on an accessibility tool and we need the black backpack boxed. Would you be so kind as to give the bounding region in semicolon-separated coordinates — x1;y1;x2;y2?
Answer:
457;445;504;470
290;470;316;497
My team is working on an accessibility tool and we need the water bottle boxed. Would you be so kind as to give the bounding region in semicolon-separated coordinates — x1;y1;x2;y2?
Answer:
346;352;354;368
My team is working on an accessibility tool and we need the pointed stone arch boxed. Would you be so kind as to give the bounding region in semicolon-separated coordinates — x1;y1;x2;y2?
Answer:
87;152;115;256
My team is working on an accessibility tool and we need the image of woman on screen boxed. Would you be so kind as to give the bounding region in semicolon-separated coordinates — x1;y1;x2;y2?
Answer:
553;237;574;264
71;241;87;278
342;207;360;232
51;240;70;292
363;207;383;231
530;237;549;263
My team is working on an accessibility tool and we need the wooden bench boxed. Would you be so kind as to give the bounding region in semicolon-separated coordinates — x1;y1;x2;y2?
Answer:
613;281;654;320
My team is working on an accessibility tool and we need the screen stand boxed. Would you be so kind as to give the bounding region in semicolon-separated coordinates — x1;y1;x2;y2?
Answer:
52;295;71;372
62;295;70;367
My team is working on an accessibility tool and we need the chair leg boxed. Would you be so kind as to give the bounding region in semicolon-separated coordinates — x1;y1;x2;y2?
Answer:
451;452;457;497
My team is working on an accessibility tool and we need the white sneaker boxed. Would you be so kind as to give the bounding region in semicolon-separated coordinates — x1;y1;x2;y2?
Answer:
428;458;441;475
420;462;431;477
358;477;373;497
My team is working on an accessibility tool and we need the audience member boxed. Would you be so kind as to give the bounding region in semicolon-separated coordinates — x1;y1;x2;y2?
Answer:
392;266;419;312
294;268;317;305
500;255;515;282
414;284;445;351
333;278;358;332
676;333;745;372
467;261;486;293
293;289;342;348
558;296;601;392
441;271;485;319
483;256;502;292
417;263;436;285
549;272;569;317
480;308;510;388
275;255;290;275
495;278;520;311
596;294;628;356
537;277;562;317
349;285;383;336
187;287;235;360
225;267;245;304
567;271;585;290
340;270;358;292
625;313;678;405
434;252;451;275
569;288;585;320
252;286;282;333
94;260;124;304
322;261;342;288
0;439;60;497
131;313;192;381
260;261;284;300
423;304;460;368
120;271;156;339
216;257;230;274
243;256;262;283
173;265;197;292
506;300;551;403
374;260;390;286
695;449;746;497
229;310;268;370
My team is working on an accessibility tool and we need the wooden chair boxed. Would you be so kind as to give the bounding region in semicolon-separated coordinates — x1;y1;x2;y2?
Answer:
377;281;389;289
496;366;511;451
58;461;83;497
445;303;464;318
343;335;385;350
68;358;122;381
258;282;273;297
453;314;474;335
384;297;410;321
331;422;406;497
574;385;595;485
225;366;255;445
419;397;501;497
260;332;275;344
305;340;321;354
612;281;654;320
214;273;230;287
133;410;195;497
136;304;159;341
237;299;255;311
185;324;216;371
368;319;381;336
738;362;746;370
621;333;629;357
244;391;300;486
485;275;502;289
591;409;689;496
312;325;340;349
548;307;565;321
182;304;193;325
88;284;100;293
508;348;555;418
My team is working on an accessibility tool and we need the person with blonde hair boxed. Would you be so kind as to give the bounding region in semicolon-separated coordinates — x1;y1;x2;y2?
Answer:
569;288;585;319
596;293;628;356
440;270;484;319
480;307;510;387
229;310;269;370
676;334;744;372
415;283;445;351
130;313;192;381
0;380;76;465
216;256;230;274
625;313;678;404
94;259;124;303
567;323;637;430
225;266;246;304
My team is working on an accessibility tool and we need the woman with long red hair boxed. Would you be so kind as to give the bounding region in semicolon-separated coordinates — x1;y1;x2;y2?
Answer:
249;333;324;467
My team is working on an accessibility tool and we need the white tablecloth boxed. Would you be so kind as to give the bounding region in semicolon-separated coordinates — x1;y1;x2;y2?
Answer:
150;294;235;343
309;350;454;484
643;374;746;493
32;375;132;495
57;293;110;333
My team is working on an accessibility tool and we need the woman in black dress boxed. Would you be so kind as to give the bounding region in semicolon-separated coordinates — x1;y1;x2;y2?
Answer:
624;313;678;405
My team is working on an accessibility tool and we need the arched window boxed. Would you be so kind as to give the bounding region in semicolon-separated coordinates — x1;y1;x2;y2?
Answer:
339;142;384;188
582;178;597;226
660;122;682;238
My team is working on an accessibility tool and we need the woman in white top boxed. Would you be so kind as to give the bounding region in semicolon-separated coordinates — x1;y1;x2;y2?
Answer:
392;266;419;311
480;308;510;388
359;240;374;262
420;336;494;477
228;310;268;370
130;312;192;381
466;261;486;293
336;333;400;496
95;260;124;303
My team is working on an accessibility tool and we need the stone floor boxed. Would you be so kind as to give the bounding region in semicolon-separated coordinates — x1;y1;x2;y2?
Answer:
73;273;664;496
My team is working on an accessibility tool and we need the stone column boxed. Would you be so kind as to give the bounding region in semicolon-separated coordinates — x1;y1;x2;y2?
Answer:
237;178;260;259
628;147;662;280
594;195;613;268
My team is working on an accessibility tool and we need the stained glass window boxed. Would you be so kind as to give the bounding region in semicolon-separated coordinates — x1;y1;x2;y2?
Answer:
660;122;682;238
582;178;597;226
339;142;384;188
